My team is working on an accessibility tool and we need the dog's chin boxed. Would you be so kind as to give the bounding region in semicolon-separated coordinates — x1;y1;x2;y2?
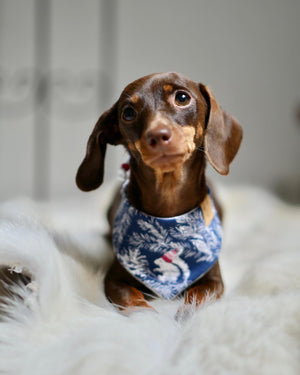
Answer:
146;152;191;173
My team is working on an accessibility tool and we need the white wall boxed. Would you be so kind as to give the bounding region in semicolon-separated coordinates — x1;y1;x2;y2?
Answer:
0;0;36;199
0;0;299;201
0;0;110;200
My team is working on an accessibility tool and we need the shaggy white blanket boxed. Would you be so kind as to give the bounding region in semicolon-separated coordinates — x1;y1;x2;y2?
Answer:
0;185;299;375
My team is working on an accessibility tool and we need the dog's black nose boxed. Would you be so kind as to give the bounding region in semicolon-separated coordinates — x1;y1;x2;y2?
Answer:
146;127;172;148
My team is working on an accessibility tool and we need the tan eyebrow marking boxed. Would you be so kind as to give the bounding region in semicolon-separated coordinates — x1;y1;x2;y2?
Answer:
163;84;173;93
130;94;139;103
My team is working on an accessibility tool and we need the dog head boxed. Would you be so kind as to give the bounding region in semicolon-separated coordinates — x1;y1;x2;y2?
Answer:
76;72;242;191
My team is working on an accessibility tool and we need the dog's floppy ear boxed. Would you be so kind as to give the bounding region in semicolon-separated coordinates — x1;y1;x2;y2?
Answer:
76;102;121;191
199;84;243;175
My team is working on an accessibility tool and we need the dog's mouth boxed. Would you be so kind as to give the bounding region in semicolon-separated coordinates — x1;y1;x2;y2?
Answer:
147;151;191;170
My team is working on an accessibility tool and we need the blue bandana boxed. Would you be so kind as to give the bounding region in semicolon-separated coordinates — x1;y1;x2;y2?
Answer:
113;183;222;300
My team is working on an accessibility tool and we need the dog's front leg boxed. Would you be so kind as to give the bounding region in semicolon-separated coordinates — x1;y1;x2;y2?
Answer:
184;261;224;305
104;259;152;312
105;281;152;312
175;262;224;320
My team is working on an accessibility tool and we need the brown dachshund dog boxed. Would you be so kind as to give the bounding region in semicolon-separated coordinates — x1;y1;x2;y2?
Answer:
76;72;242;312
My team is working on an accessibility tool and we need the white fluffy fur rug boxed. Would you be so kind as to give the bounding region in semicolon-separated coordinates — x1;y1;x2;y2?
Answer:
0;185;299;375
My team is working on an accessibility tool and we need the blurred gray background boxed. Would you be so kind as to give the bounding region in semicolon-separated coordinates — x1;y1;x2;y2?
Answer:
0;0;299;202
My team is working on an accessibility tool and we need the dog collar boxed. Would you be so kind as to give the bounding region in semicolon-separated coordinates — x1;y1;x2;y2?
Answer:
112;183;222;300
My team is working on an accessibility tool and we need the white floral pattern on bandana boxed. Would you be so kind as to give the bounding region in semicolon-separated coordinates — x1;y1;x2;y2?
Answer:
113;184;222;300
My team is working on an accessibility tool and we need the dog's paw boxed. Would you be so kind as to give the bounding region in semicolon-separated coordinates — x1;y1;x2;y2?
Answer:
120;302;156;316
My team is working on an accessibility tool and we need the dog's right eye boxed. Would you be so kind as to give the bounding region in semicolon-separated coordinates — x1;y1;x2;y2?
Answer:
175;91;191;106
122;107;136;122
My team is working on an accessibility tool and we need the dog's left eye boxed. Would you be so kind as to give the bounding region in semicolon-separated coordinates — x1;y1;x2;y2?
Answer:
175;91;191;106
122;107;136;122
